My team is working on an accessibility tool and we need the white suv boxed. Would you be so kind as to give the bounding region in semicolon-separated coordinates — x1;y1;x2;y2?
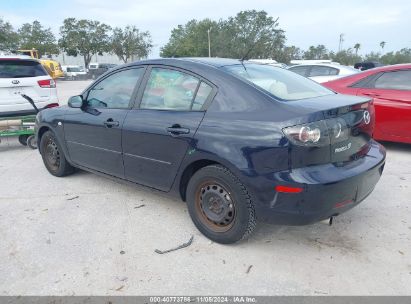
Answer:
0;56;59;116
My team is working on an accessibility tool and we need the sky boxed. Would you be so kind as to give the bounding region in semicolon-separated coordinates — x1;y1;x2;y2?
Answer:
1;0;410;58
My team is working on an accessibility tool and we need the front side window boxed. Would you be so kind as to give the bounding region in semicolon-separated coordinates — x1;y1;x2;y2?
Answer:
140;68;206;111
224;64;333;101
86;68;143;109
374;70;411;90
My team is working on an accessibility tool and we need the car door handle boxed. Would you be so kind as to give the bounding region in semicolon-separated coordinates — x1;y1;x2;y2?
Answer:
104;119;119;128
166;125;190;135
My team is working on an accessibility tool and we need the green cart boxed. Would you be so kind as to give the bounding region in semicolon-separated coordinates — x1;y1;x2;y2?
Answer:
0;94;39;149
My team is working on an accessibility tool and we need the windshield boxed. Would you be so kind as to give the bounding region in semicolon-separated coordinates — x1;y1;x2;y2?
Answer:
0;60;47;78
223;63;334;101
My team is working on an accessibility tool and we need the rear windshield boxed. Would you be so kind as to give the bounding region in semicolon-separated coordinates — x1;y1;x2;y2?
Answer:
223;63;333;101
0;60;48;78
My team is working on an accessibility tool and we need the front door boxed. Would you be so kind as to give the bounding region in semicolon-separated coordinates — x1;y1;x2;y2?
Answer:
122;67;214;191
64;68;145;177
357;69;411;140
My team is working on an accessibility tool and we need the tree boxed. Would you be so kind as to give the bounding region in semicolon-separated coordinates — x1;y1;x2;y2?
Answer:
364;52;381;62
0;18;19;52
329;49;361;65
380;48;411;65
274;45;302;64
380;41;386;53
214;10;285;59
303;45;329;60
59;18;111;68
111;25;152;63
160;19;218;57
160;10;285;59
18;20;59;56
354;43;361;55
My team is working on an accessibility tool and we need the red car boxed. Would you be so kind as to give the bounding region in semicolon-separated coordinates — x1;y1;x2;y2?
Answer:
323;64;411;144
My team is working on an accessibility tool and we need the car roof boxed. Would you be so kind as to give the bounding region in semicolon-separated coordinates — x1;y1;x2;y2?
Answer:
129;57;244;68
365;63;411;72
289;63;342;68
0;55;38;61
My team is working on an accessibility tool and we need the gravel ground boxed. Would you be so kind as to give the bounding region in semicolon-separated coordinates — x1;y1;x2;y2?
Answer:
0;81;410;296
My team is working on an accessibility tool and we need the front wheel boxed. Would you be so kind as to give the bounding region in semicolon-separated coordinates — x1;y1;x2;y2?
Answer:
186;165;256;244
39;130;75;177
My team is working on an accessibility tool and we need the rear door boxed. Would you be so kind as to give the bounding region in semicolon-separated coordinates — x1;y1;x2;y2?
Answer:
122;66;215;191
0;59;51;113
64;67;145;177
356;69;411;139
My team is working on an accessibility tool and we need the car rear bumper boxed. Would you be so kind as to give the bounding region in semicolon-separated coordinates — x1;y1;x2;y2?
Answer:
252;140;386;225
0;99;59;117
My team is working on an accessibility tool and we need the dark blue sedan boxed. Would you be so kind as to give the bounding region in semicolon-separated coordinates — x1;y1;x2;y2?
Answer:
35;58;386;244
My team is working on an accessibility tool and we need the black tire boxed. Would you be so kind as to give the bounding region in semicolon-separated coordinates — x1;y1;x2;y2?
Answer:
18;135;29;146
27;135;37;150
186;164;256;244
39;130;75;177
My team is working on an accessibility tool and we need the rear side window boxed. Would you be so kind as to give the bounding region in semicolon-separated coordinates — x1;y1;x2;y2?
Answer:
288;65;310;76
374;70;411;90
0;60;47;78
309;66;339;76
192;82;213;110
140;68;202;111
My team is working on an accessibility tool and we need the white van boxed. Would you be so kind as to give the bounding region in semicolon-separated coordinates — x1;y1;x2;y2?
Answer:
61;65;87;80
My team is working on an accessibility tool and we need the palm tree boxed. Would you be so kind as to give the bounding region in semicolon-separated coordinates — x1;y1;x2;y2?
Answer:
380;41;386;53
354;43;361;55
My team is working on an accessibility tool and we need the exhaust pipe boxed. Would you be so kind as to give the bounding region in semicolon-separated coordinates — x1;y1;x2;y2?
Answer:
320;217;333;226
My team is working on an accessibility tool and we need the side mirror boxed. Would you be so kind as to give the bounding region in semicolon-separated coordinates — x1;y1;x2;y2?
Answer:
68;95;83;108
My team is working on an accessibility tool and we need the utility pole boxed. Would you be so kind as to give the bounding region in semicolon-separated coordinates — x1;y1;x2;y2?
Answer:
207;27;212;57
338;33;345;52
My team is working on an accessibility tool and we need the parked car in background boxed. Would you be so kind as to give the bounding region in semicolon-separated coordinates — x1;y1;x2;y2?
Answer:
35;58;385;243
0;56;59;117
88;62;117;79
288;63;359;83
323;64;411;144
61;65;88;80
354;61;384;71
248;59;287;68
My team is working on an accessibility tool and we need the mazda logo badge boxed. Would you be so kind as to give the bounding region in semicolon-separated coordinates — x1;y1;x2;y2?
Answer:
12;80;20;84
363;111;371;125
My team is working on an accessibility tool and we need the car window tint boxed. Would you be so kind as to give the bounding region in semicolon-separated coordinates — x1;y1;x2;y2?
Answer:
374;70;411;90
192;82;212;110
140;68;200;111
288;65;309;76
309;66;339;76
0;60;47;78
87;68;143;109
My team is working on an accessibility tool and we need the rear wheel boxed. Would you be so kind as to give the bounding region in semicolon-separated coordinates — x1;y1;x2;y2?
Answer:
27;135;37;149
186;165;256;244
18;135;29;146
40;130;74;177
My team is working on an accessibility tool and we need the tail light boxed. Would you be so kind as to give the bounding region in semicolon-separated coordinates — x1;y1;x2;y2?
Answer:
38;79;56;88
283;120;330;147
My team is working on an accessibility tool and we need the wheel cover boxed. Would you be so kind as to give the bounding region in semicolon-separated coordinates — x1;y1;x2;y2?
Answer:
44;138;60;171
195;181;236;233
